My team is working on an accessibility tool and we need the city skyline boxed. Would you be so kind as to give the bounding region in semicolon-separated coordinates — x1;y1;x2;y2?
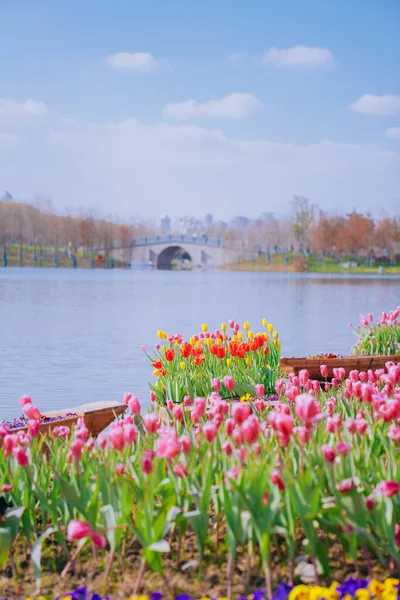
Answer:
0;0;399;218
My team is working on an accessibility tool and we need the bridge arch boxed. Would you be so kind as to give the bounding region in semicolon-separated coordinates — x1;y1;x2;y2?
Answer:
157;245;192;270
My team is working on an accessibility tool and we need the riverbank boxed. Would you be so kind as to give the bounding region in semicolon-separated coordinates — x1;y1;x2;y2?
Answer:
1;244;126;269
224;254;400;275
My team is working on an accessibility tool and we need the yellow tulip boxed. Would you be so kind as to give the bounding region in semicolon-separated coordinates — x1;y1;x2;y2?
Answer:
221;322;227;332
180;361;185;369
153;369;161;376
267;324;274;332
201;323;208;332
189;337;195;346
174;339;179;346
226;358;232;367
243;321;249;330
248;330;254;340
262;318;268;327
237;331;243;340
273;331;278;339
205;338;212;347
245;357;251;366
217;337;222;346
196;340;202;348
232;334;238;343
161;345;166;352
157;330;162;338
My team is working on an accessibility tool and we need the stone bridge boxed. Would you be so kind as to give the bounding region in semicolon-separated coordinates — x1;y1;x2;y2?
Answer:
110;235;242;269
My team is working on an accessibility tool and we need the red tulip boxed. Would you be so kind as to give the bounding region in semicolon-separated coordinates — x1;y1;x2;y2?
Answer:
271;468;285;491
377;480;400;497
165;349;175;361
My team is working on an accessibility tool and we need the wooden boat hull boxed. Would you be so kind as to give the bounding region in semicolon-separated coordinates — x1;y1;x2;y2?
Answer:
280;355;400;380
3;400;127;441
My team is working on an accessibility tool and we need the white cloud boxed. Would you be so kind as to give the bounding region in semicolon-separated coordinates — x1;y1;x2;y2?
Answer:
164;93;262;119
263;45;334;69
350;95;400;116
105;52;162;71
386;127;400;139
0;98;47;118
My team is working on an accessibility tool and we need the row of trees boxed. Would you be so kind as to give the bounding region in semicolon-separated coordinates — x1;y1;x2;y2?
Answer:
0;201;151;263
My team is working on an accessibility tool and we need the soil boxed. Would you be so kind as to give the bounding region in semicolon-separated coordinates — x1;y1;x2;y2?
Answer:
0;531;397;599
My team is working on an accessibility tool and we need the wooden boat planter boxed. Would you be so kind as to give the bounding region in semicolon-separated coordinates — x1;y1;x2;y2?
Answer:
2;400;127;441
280;355;400;380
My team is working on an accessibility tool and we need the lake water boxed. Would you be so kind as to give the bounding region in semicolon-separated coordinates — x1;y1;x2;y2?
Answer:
0;268;399;421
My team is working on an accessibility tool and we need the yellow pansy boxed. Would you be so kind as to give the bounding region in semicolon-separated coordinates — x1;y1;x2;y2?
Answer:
128;596;149;600
369;581;386;597
355;590;370;600
243;321;249;330
262;318;268;327
201;323;208;332
289;585;312;600
221;322;227;331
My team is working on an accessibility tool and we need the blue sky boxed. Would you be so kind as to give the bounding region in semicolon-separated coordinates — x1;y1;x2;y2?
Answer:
0;0;399;219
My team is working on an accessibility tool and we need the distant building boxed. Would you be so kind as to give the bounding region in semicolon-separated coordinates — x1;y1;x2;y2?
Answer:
230;215;250;229
160;214;171;234
259;212;276;223
204;213;213;227
1;190;13;202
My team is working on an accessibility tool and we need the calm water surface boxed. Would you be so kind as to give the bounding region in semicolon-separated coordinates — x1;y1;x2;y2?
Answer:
0;268;399;421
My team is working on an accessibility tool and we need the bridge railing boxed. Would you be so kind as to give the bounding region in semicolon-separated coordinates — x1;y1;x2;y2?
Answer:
132;235;223;247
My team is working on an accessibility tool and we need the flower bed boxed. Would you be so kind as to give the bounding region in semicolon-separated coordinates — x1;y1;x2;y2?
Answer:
144;319;281;405
1;579;399;600
352;307;400;356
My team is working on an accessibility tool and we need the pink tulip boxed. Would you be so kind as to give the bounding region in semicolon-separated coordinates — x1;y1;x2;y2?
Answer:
212;378;221;392
128;397;141;416
0;424;10;438
229;319;235;329
1;484;13;493
349;370;359;382
53;426;70;439
123;423;138;444
225;418;235;436
275;379;286;396
98;435;108;449
331;378;339;389
142;453;153;475
166;400;174;411
365;495;375;510
172;406;184;422
355;418;368;435
91;533;107;548
86;438;95;451
123;392;132;405
312;381;321;395
232;403;251;425
27;420;40;438
19;395;32;407
254;399;266;412
109;428;125;451
255;384;264;398
320;365;328;378
388;365;400;384
70;439;84;461
296;426;311;445
321;444;336;463
241;416;260;444
271;468;285;491
299;369;310;385
12;447;29;467
156;435;180;458
222;440;233;456
143;413;161;434
173;463;188;479
193;397;206;418
359;371;368;383
179;435;191;454
346;418;357;434
75;424;89;443
269;411;294;436
150;391;157;402
3;434;18;455
377;480;400;497
361;384;373;403
336;442;351;457
336;478;356;494
67;519;93;541
295;394;320;423
232;427;243;447
224;376;235;392
388;424;400;443
183;396;192;407
115;464;125;476
23;403;41;421
203;422;217;443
